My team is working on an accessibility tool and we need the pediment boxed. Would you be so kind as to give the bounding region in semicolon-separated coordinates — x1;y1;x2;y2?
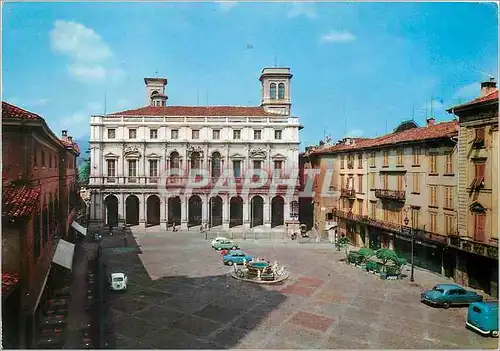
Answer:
124;146;141;158
147;153;161;159
104;152;119;159
249;148;267;158
272;153;286;159
470;202;486;213
231;153;244;159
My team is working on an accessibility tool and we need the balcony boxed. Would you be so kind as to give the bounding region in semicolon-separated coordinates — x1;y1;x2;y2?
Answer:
340;188;356;199
449;235;498;259
374;189;405;202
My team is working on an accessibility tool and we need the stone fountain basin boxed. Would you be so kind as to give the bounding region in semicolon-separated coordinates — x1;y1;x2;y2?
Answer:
230;270;290;284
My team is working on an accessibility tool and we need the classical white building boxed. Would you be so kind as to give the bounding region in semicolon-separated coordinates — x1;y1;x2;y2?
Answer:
88;67;302;230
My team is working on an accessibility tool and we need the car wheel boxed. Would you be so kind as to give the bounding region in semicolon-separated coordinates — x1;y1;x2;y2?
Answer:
442;301;451;309
491;331;499;338
227;260;234;266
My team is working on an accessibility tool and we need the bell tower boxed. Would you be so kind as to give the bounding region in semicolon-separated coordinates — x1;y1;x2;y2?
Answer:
259;67;293;115
144;77;168;106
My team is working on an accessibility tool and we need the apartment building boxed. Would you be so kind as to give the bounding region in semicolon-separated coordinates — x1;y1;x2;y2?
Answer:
2;102;80;347
447;78;498;297
304;118;459;275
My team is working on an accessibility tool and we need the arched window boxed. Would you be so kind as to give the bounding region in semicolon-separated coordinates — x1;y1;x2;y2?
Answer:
270;83;277;99
191;152;201;170
170;151;180;171
211;152;221;178
278;83;285;99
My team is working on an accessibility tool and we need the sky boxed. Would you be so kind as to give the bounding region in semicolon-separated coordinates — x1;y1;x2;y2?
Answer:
2;1;498;151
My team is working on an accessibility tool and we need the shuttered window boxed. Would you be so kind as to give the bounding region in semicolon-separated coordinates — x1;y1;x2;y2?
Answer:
413;173;420;193
444;186;453;209
430;186;437;206
474;213;486;242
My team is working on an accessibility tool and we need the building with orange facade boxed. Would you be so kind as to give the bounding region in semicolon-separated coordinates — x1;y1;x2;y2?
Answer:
2;102;80;348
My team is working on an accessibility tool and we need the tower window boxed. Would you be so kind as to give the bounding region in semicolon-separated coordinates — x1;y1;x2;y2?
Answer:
278;83;285;99
270;83;277;100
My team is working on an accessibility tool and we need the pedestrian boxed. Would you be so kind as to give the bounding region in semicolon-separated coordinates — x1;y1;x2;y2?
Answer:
123;234;128;247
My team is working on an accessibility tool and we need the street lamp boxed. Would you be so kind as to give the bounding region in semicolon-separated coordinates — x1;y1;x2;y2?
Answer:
403;215;415;282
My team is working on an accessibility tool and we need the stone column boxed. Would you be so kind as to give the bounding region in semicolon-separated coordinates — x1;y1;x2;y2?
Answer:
202;195;208;223
119;193;125;225
139;193;146;227
243;197;250;228
223;194;230;229
284;201;290;222
180;195;188;230
264;197;271;228
160;196;167;229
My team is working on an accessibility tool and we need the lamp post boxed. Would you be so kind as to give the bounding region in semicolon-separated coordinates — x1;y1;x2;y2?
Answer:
403;215;415;282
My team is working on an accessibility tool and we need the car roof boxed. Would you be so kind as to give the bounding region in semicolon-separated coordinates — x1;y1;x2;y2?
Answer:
111;273;125;278
215;237;228;240
435;284;464;290
229;250;244;254
470;301;499;311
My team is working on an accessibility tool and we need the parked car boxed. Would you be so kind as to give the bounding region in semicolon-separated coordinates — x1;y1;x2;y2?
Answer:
222;250;253;266
466;301;499;337
211;236;229;248
213;239;239;251
421;284;483;308
109;273;128;291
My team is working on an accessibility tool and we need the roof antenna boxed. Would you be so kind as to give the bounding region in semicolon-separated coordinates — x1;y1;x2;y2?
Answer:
412;103;415;121
430;97;433;117
273;44;277;68
104;89;107;116
154;68;159;78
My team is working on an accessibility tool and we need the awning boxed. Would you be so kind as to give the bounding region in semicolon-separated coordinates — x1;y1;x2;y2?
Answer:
52;240;75;270
71;220;87;236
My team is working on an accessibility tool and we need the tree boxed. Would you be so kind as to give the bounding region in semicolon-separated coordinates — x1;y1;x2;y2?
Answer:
78;157;90;186
336;236;350;259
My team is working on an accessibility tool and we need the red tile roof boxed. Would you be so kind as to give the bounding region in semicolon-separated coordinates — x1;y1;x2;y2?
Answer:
448;89;499;111
60;138;80;154
2;272;20;293
110;105;280;117
2;101;43;120
2;184;41;217
310;120;458;155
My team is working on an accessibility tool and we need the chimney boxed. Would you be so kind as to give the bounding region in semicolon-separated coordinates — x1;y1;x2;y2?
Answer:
68;136;73;142
62;130;68;138
426;117;435;126
481;77;497;97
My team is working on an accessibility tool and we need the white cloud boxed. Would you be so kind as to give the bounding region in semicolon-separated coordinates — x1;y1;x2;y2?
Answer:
50;20;121;84
320;30;356;43
87;102;103;113
68;64;107;83
346;129;364;137
453;82;479;100
50;20;112;62
288;3;316;19
58;111;90;138
218;1;238;12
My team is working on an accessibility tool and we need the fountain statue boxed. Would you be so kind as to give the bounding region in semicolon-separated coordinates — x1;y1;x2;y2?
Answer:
230;259;289;284
257;270;261;281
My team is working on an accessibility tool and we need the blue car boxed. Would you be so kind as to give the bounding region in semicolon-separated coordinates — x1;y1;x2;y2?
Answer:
466;301;499;337
222;250;253;266
421;284;483;308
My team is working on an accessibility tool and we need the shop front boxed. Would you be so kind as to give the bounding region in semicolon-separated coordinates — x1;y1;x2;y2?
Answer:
393;235;444;274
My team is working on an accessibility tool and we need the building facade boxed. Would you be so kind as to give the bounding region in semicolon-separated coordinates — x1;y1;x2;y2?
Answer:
89;68;302;231
447;79;499;297
304;119;459;276
2;102;79;348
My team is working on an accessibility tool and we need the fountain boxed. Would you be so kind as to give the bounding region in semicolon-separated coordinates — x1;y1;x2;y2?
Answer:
230;260;290;284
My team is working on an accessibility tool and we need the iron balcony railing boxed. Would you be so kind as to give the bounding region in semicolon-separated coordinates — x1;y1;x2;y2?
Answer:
374;189;406;201
340;188;356;198
331;208;448;245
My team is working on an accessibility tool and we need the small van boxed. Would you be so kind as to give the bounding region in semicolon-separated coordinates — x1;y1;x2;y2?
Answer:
466;301;498;337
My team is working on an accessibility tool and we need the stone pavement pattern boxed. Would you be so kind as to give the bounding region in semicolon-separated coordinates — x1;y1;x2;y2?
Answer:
101;228;499;349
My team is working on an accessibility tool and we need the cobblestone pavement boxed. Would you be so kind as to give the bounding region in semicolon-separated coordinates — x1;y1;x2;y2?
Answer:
101;227;499;349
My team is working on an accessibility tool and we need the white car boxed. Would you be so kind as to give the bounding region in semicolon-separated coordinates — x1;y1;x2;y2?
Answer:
109;273;128;291
211;236;229;247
